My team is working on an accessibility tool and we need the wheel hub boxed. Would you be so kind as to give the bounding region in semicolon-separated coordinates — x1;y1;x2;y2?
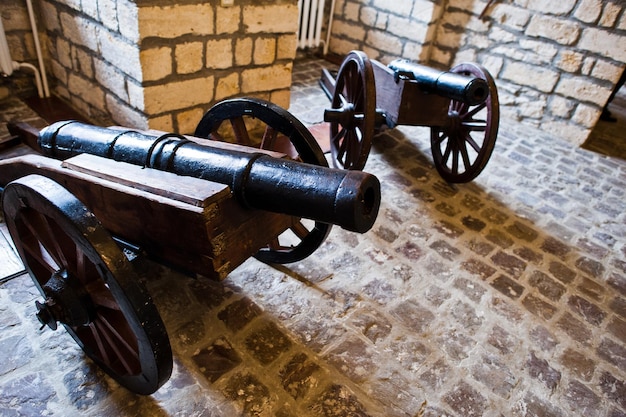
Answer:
446;109;465;141
36;270;95;330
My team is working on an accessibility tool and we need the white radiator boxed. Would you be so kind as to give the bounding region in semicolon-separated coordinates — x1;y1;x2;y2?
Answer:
298;0;334;53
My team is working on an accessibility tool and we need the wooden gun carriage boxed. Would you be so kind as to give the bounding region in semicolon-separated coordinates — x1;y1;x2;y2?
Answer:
320;50;500;183
0;98;380;395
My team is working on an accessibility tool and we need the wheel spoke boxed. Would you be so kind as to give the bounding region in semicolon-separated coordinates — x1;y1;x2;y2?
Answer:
290;219;311;240
95;315;137;375
461;102;486;119
21;239;58;275
85;281;122;310
463;121;487;132
459;139;471;171
433;130;448;146
22;212;67;269
464;132;483;154
260;126;278;150
442;139;453;167
451;146;460;174
87;322;111;365
229;117;251;146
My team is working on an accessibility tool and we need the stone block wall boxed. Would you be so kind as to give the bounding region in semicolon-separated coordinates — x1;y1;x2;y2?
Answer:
0;0;45;99
328;0;443;63
34;0;298;132
327;0;626;146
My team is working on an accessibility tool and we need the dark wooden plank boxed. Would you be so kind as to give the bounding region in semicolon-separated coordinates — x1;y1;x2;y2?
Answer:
62;154;230;207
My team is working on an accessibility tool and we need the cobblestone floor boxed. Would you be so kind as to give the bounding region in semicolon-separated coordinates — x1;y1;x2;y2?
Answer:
0;55;625;417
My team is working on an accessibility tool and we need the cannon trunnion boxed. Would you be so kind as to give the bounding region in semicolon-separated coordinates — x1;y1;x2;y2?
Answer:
0;106;381;395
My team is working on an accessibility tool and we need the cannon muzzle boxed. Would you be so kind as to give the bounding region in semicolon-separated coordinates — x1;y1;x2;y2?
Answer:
38;121;380;233
388;59;489;105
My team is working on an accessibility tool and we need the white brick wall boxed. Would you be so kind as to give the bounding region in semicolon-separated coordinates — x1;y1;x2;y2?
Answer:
327;0;626;146
33;0;298;132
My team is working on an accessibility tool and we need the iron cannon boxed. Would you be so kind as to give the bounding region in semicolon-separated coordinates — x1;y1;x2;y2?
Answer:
38;120;379;234
0;98;381;395
320;50;500;183
387;58;490;106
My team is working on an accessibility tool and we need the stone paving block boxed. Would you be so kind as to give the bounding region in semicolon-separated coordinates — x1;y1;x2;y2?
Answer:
279;352;320;400
245;321;292;365
2;55;626;416
192;337;242;383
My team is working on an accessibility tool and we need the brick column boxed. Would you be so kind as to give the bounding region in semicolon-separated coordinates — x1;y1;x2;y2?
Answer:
40;0;298;133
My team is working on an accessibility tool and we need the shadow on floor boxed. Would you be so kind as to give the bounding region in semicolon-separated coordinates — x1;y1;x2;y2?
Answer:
583;87;626;160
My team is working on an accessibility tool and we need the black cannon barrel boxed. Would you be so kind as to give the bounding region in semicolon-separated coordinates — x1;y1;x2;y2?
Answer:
388;59;489;105
38;121;380;233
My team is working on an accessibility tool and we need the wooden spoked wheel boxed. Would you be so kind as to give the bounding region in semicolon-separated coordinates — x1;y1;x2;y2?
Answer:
325;50;376;170
194;97;331;264
430;62;499;183
2;175;172;395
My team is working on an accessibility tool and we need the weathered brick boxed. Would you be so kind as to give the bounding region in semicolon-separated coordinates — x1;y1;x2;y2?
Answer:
192;337;241;383
351;310;392;343
559;348;595;381
175;42;203;74
419;358;450;390
564;380;602;417
598;337;626;370
242;4;299;34
216;6;240;34
309;385;369;416
217;297;262;333
528;270;566;301
143;76;215;114
471;354;517;397
245;321;292;365
555;76;613;107
574;0;602;23
434;202;460;217
241;64;292;93
485;229;515;249
462;258;497;279
517;392;566;417
222;372;270;413
391;300;436;334
139;4;214;38
491;251;527;278
434;220;464;237
610;296;626;318
541;238;571;259
502;61;559;93
466;238;494;256
523;294;557;320
557;312;592;345
505;221;539;242
453;277;486;303
549;261;577;284
395;240;423;261
575;256;605;278
526;352;561;391
443;380;488;416
514;246;543;264
529;325;559;351
279;353;320;399
607;316;626;344
600;371;626;410
578;27;626;62
526;14;580;45
325;338;376;383
427;239;460;261
491;275;525;299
